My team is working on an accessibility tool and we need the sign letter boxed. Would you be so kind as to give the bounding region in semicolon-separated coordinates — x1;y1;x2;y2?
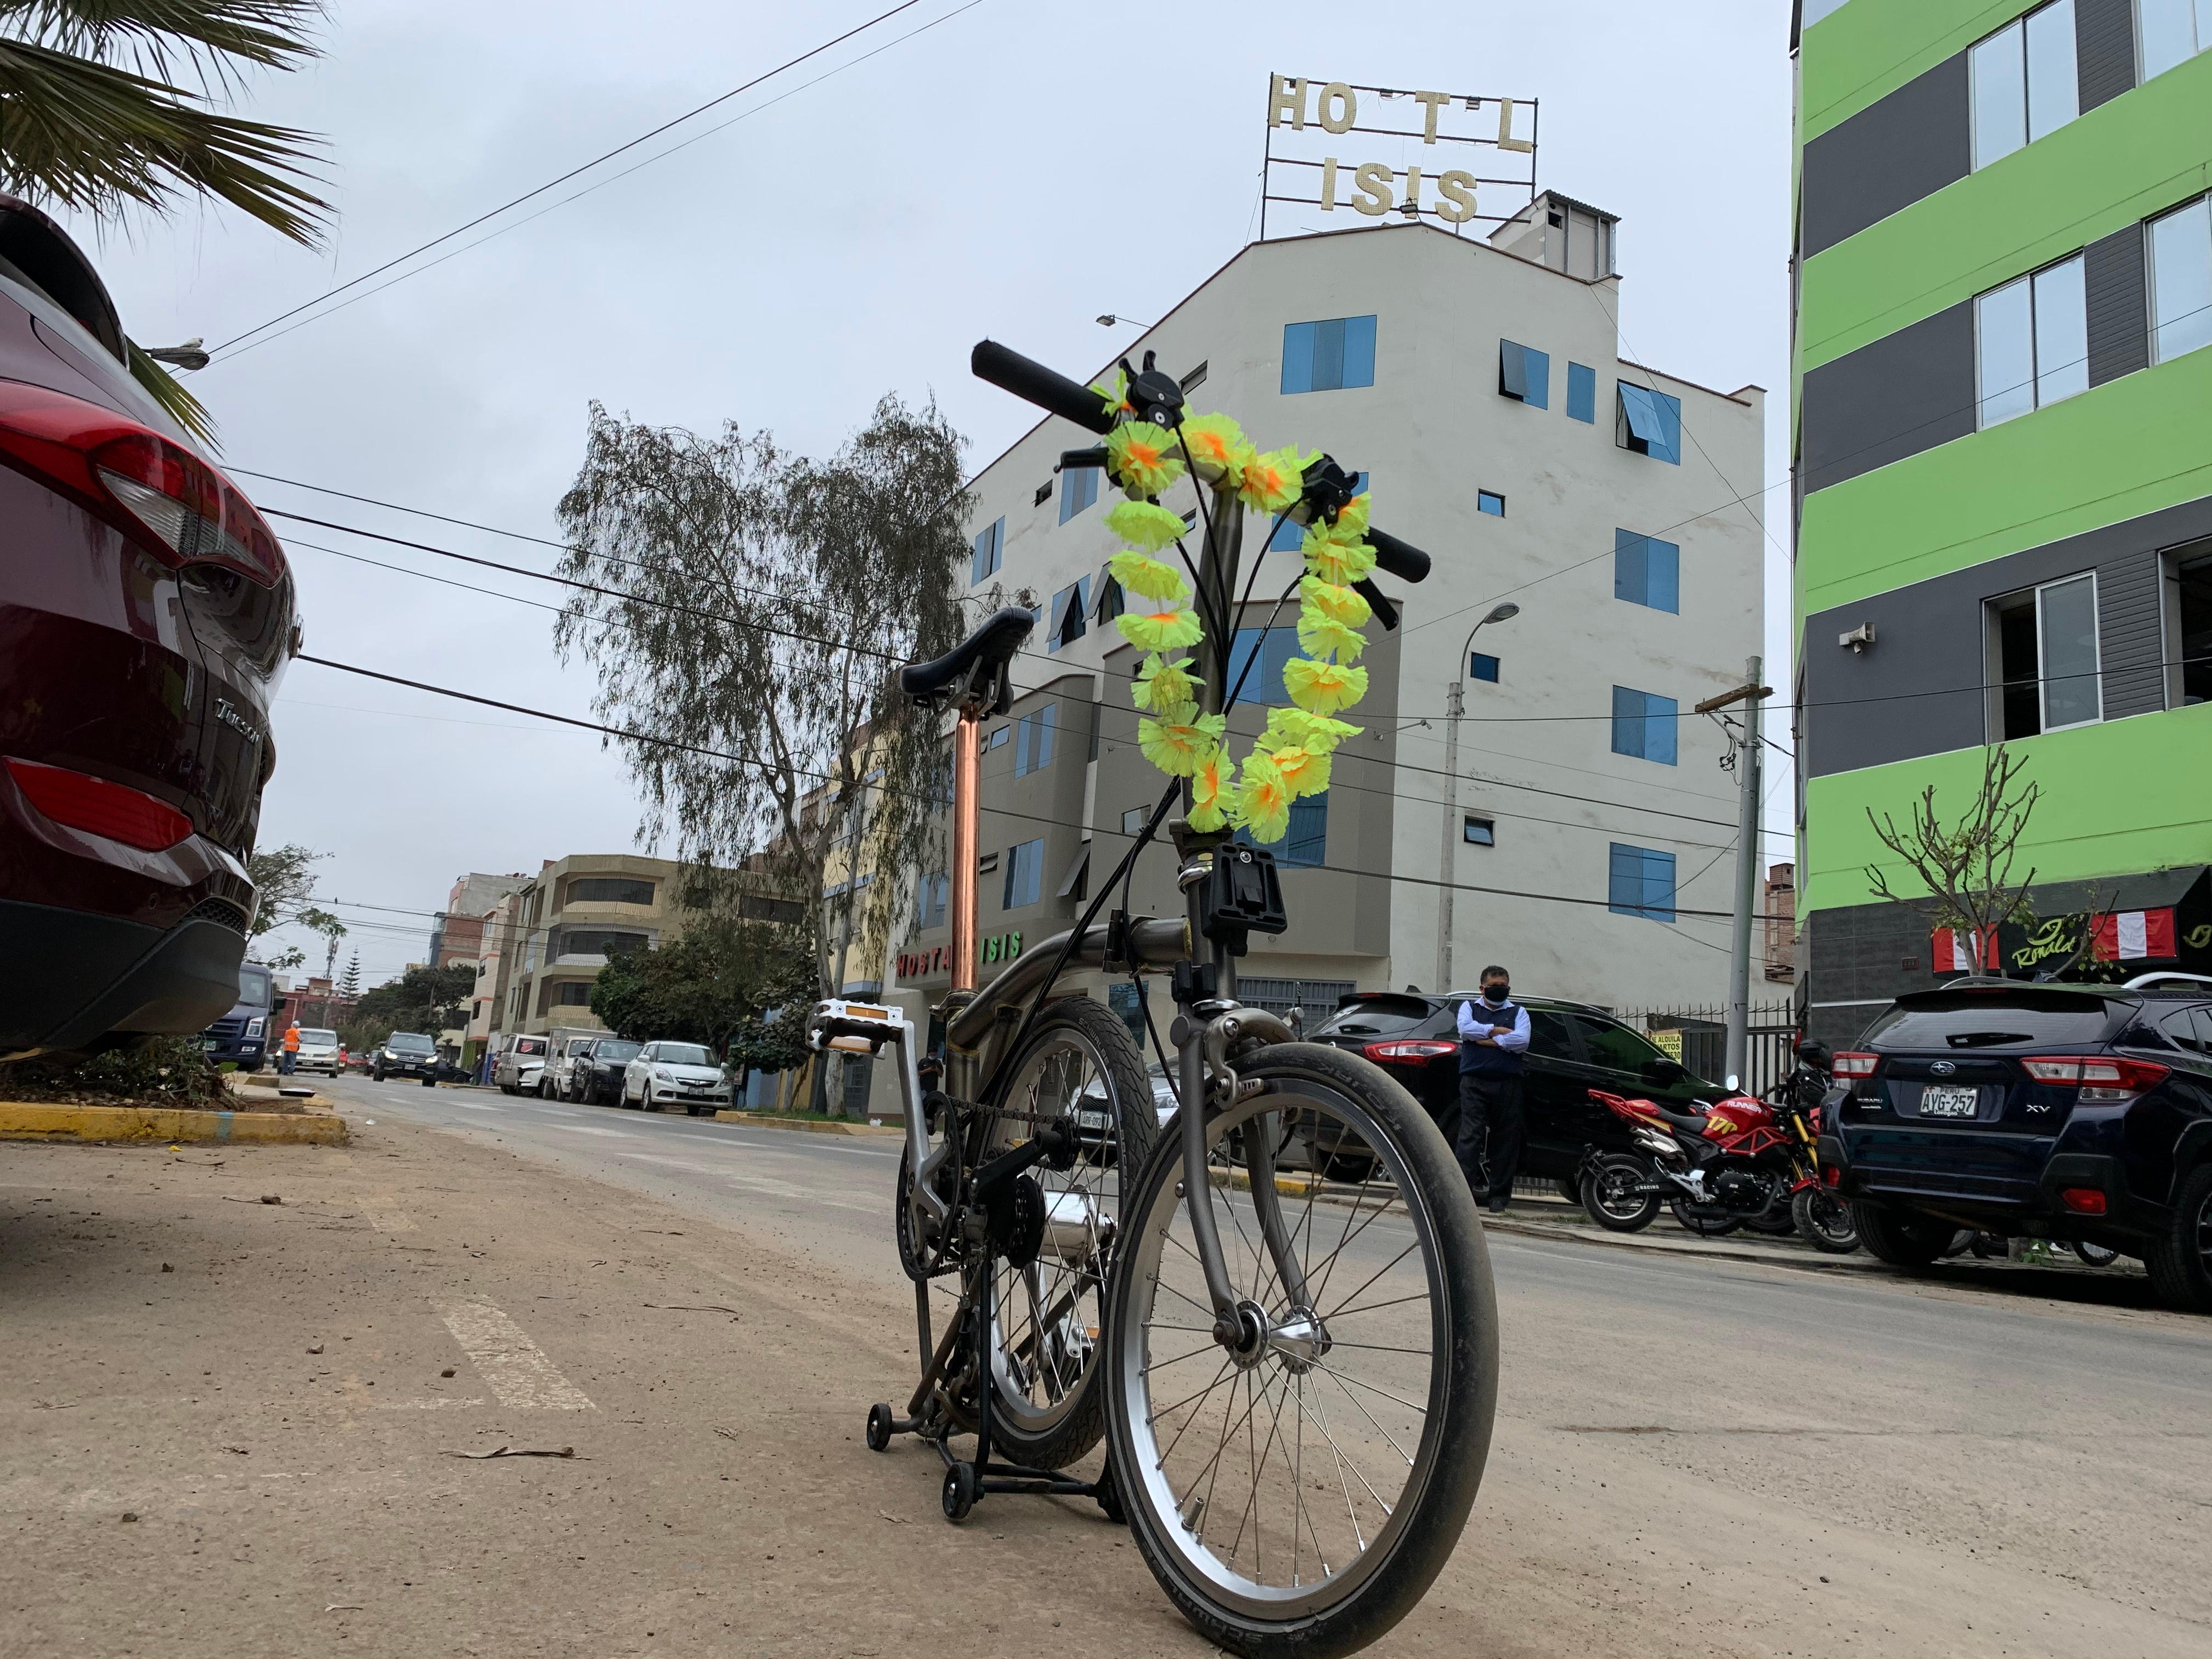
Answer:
1317;82;1356;135
1350;161;1394;216
1319;156;1339;211
1436;170;1477;223
1269;74;1308;129
1496;97;1534;153
1413;89;1449;143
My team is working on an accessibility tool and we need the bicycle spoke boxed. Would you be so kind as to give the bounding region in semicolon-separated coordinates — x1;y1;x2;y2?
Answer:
1324;1290;1430;1321
1154;1355;1237;1469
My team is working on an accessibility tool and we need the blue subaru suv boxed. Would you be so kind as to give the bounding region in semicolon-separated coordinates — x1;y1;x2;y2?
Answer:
1821;980;2212;1312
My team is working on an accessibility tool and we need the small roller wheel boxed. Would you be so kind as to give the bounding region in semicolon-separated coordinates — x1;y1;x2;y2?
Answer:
941;1462;978;1523
865;1403;894;1452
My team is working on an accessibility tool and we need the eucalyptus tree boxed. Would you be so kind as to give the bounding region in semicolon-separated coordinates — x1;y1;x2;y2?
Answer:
555;393;969;996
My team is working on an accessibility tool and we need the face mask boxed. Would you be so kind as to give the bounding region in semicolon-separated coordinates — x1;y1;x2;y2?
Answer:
1482;984;1509;1004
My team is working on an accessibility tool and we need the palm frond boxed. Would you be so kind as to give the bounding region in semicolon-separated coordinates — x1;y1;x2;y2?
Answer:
0;34;328;243
127;335;216;445
0;3;323;88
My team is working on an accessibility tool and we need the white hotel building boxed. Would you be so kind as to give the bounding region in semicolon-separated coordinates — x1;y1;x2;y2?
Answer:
887;197;1765;1037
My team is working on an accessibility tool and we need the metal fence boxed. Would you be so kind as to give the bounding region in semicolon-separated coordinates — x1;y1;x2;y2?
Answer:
1623;1001;1798;1098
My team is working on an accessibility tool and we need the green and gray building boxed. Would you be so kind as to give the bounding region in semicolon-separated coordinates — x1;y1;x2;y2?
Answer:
1793;0;2212;1043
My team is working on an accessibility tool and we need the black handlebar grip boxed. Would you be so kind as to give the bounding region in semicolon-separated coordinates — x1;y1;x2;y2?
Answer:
971;341;1116;436
1353;578;1401;632
1367;527;1432;584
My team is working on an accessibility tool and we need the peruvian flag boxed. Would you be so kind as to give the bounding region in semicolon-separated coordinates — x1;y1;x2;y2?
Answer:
1932;928;1995;972
2092;909;2177;962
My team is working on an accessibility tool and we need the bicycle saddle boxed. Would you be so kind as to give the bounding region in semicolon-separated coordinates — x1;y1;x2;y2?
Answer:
898;605;1035;713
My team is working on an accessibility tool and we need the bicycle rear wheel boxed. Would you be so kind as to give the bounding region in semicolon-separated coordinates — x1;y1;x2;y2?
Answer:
1104;1042;1496;1658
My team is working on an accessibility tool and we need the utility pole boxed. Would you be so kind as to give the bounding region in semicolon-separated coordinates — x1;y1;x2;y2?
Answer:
1696;658;1769;1090
1435;603;1520;993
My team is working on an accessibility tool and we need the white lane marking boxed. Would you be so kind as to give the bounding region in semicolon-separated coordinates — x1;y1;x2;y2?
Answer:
456;1103;501;1112
373;1397;488;1409
549;1125;635;1138
435;1302;595;1410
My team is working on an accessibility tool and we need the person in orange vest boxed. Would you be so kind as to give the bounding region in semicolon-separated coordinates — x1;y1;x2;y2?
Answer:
279;1020;301;1076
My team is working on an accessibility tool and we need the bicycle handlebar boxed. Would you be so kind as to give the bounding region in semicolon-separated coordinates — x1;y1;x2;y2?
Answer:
971;341;1115;436
1365;527;1431;584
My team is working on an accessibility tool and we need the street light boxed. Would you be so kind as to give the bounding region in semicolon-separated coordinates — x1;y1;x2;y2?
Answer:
143;337;209;371
1096;313;1154;328
1435;602;1522;994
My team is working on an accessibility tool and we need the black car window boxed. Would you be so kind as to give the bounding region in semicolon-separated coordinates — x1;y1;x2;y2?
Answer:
1527;1010;1579;1062
1864;994;2119;1051
2162;1007;2212;1057
596;1041;641;1063
1567;1014;1670;1074
1314;996;1435;1039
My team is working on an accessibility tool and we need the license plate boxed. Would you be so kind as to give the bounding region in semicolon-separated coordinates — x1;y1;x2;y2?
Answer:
1919;1084;1979;1118
1077;1110;1110;1130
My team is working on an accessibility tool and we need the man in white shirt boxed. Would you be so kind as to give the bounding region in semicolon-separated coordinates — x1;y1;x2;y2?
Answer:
1446;966;1531;1213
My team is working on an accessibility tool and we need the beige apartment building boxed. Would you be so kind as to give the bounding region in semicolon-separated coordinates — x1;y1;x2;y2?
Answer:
481;854;693;1042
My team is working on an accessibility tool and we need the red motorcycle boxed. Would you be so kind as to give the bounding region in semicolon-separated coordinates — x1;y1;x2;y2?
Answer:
1579;1082;1849;1245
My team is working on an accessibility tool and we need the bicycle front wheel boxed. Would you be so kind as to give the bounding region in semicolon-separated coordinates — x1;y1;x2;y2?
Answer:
1104;1042;1496;1658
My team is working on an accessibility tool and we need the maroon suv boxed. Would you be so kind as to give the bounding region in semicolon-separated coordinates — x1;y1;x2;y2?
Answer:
0;194;295;1057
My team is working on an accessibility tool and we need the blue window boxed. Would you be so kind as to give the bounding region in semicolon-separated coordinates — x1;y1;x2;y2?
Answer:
1226;625;1304;706
1469;651;1500;682
1566;362;1597;423
970;517;1004;584
1237;795;1328;868
1059;465;1101;524
915;872;948;929
1014;704;1056;776
1608;844;1677;922
1617;383;1682;465
1613;530;1680;613
1498;340;1550;408
1476;490;1505;517
1269;472;1365;551
1108;981;1147;1044
1463;815;1494;846
1002;839;1044;909
1092;566;1124;625
1282;315;1377;394
1611;686;1678;765
985;724;1010;751
1048;577;1090;651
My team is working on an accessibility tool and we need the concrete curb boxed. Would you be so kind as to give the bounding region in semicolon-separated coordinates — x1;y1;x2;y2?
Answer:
1479;1214;1870;1276
0;1101;350;1146
712;1110;903;1138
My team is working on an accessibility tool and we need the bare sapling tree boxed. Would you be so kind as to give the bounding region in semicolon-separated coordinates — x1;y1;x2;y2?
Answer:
554;393;968;997
1864;744;2041;973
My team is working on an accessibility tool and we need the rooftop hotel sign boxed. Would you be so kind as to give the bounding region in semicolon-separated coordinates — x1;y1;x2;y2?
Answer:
1260;75;1539;241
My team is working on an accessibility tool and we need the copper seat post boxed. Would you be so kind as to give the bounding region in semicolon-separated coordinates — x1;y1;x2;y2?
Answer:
948;708;983;992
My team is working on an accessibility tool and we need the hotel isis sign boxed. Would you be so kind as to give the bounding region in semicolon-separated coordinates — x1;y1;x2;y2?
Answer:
1260;74;1539;239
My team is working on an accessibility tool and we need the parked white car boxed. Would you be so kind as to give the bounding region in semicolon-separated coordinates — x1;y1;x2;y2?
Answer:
292;1028;342;1076
492;1032;549;1094
620;1041;731;1115
546;1035;602;1100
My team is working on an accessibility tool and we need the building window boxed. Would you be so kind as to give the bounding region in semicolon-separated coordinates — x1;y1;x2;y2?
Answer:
1014;703;1056;777
1179;360;1209;393
1282;314;1377;393
1059;465;1101;523
2139;0;2212;80
1976;254;2087;426
1093;568;1125;625
552;981;592;1007
1108;981;1147;1045
1469;651;1500;682
739;893;804;925
971;516;1004;584
1048;577;1091;651
1002;839;1044;909
1611;686;1679;765
1616;382;1682;464
1463;815;1495;846
558;929;648;958
985;724;1011;751
1237;795;1328;868
1122;806;1148;836
914;872;948;930
1971;1;2078;171
1269;473;1365;550
1476;490;1505;517
1498;340;1550;408
1566;362;1596;423
1614;529;1681;612
1608;844;1678;922
2149;196;2212;365
1226;625;1305;705
1991;573;2101;737
2169;544;2212;706
566;876;654;906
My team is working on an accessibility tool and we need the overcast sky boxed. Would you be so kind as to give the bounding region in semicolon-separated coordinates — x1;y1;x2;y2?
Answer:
60;0;1795;986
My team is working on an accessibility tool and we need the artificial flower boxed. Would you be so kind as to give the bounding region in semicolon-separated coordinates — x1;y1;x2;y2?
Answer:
1282;656;1368;715
1108;549;1188;602
1105;421;1185;496
1116;606;1205;653
1139;709;1226;777
1301;529;1376;588
1330;489;1372;540
1267;742;1332;799
1298;573;1372;628
1238;444;1312;514
1262;707;1362;754
1179;413;1252;486
1132;653;1201;713
1104;499;1188;553
1092;366;1131;421
1233;751;1293;844
1296;606;1367;663
1188;749;1231;831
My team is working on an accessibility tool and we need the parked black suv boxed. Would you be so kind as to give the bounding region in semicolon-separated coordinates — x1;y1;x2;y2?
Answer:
572;1038;642;1106
1824;980;2212;1312
1310;992;1730;1189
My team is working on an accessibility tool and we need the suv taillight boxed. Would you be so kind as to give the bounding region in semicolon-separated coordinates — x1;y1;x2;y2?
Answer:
1363;1040;1457;1063
0;381;283;586
5;757;191;850
2022;1056;2169;1099
1832;1052;1878;1077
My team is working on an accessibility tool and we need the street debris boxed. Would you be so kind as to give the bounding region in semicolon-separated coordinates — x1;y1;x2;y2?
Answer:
120;1513;137;1523
445;1446;580;1460
441;1367;456;1378
260;1194;282;1205
222;1445;250;1455
307;1344;324;1355
644;1303;742;1319
325;1604;365;1613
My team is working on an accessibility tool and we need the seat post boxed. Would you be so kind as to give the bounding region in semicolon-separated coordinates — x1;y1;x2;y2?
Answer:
949;709;983;992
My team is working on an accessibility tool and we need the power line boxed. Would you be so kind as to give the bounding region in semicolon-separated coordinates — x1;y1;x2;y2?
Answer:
209;2;946;357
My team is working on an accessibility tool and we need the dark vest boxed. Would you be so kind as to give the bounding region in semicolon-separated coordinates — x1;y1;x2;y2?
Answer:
1458;998;1526;1077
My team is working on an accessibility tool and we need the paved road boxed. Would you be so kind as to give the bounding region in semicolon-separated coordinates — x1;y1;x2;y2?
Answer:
317;1074;2212;1655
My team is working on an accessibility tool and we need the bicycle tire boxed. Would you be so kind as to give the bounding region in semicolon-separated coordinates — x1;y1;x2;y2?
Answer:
980;996;1156;1472
1103;1041;1496;1658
